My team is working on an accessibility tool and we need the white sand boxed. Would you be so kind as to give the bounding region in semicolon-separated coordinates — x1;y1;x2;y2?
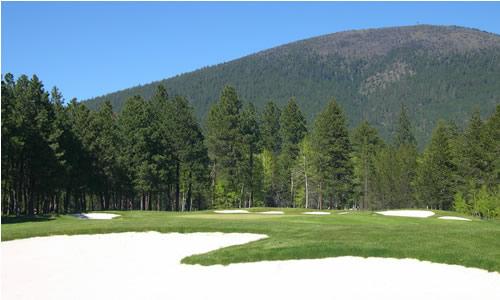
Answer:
376;210;435;218
302;211;331;215
257;211;284;215
338;212;349;215
2;232;500;300
439;216;472;221
213;210;250;214
74;213;120;219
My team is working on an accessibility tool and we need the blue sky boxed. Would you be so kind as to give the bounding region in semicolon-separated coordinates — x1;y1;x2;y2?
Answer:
2;2;500;101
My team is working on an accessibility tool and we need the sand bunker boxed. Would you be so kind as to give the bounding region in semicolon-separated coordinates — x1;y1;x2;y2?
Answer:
257;211;284;215
74;213;120;220
2;232;499;300
376;210;435;218
303;211;331;215
439;216;472;221
213;210;250;214
338;212;349;215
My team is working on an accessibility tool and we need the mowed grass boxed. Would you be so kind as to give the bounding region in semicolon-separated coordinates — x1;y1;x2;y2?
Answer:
2;208;500;272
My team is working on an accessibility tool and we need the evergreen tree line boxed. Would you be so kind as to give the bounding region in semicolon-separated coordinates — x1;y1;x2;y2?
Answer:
2;74;499;217
2;74;208;215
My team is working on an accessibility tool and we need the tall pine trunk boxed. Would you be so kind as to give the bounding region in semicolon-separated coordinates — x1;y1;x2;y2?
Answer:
175;162;180;211
318;181;323;210
27;178;35;216
363;159;368;210
304;155;309;209
187;172;193;211
211;161;216;208
99;192;105;211
239;184;244;208
249;148;254;208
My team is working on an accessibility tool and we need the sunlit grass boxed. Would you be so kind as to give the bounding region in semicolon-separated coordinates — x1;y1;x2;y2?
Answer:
2;209;499;272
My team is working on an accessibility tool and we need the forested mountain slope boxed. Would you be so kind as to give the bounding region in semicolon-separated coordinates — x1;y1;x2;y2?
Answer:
83;25;500;145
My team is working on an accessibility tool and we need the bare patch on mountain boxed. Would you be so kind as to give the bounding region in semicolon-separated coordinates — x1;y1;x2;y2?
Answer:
360;62;416;95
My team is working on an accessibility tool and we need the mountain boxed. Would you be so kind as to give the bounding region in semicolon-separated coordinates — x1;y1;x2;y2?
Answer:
83;25;500;146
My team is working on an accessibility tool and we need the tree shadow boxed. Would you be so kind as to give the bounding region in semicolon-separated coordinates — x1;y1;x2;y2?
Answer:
1;215;56;224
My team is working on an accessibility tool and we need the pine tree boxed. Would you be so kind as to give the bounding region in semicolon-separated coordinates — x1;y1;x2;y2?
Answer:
278;97;307;207
1;74;18;215
118;95;153;209
66;98;103;212
416;121;458;210
93;100;120;209
393;103;418;208
260;101;282;206
206;86;244;207
165;94;209;211
351;121;384;209
47;87;73;213
371;147;397;209
240;103;262;207
311;99;353;209
21;75;58;215
2;75;19;214
459;109;491;188
261;101;281;154
280;97;307;158
148;86;176;210
484;105;500;187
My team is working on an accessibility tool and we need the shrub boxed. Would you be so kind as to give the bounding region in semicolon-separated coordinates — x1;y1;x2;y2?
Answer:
453;192;470;214
454;185;500;219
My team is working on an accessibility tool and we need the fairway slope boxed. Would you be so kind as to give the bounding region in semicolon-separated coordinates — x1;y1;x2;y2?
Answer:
2;231;499;300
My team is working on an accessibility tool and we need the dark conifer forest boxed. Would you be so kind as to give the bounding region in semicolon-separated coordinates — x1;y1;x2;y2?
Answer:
84;25;500;146
2;73;499;217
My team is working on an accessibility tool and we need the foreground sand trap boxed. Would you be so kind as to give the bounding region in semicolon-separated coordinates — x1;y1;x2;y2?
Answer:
439;216;472;221
3;232;500;300
338;212;350;215
376;210;435;218
303;211;331;215
74;213;120;219
213;210;249;214
257;211;284;215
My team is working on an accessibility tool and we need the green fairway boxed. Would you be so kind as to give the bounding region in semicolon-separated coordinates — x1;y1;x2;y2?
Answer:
2;209;500;272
